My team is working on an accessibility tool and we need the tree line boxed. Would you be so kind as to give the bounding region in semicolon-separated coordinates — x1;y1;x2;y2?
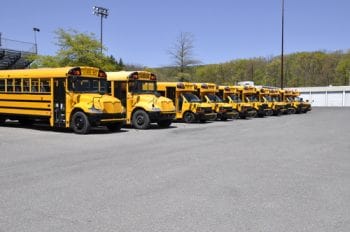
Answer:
152;50;350;87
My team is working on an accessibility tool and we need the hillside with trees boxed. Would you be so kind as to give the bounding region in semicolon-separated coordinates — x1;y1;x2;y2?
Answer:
152;50;350;87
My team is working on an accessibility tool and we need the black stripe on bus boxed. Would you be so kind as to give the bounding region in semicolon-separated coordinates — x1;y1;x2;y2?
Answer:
0;106;51;111
0;113;50;119
0;92;50;95
0;99;51;103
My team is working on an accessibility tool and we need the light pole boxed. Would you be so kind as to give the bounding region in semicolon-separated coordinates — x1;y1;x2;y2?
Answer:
280;0;285;89
93;6;109;54
33;27;40;53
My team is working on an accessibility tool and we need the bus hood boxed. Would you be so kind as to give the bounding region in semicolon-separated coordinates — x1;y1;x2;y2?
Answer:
134;94;175;112
75;94;124;114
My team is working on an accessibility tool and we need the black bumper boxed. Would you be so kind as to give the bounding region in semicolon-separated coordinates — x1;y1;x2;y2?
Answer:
88;113;126;126
148;112;176;122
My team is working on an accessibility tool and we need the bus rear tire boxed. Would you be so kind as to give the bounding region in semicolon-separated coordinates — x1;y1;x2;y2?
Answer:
71;111;90;134
106;122;122;132
132;109;150;129
0;117;5;125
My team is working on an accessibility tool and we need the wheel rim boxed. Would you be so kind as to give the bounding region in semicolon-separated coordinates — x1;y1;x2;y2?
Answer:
75;116;85;130
184;112;194;122
136;114;145;126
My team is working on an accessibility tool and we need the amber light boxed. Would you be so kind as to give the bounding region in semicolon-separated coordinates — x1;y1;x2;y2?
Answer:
150;74;157;81
98;70;107;78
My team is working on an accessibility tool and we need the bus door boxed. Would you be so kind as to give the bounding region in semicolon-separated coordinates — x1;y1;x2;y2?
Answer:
114;81;127;110
166;87;178;111
53;78;66;127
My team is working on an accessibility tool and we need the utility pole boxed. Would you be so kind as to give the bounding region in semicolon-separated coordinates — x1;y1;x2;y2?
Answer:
93;6;109;54
281;0;285;89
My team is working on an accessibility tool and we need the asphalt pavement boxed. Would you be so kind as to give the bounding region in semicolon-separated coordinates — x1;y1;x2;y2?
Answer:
0;107;349;232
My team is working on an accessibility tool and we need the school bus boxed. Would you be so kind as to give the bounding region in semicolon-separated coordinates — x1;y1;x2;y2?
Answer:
262;88;288;115
106;71;176;129
283;89;311;113
280;89;298;114
238;85;272;117
157;82;217;123
0;67;126;134
217;85;257;119
193;83;238;120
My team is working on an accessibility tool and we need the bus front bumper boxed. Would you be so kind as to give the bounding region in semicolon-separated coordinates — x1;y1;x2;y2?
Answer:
217;111;239;120
196;112;217;121
148;111;176;122
88;113;126;126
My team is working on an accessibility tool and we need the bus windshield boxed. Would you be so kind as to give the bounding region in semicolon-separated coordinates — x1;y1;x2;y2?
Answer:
246;95;258;102
206;93;223;102
183;93;201;103
271;96;280;102
68;76;108;94
129;80;157;94
229;94;242;103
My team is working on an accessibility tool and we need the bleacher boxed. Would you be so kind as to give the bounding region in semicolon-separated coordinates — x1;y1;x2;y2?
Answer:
0;33;36;70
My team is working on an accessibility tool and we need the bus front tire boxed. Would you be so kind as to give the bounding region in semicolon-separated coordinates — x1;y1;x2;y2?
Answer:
183;111;195;123
71;111;90;134
106;122;122;132
132;110;150;129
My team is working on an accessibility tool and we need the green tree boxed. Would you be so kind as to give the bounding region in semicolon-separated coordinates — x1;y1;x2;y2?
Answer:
336;56;350;85
32;28;122;71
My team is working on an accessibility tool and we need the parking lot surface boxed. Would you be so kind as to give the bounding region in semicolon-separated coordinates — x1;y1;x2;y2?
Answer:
0;107;349;232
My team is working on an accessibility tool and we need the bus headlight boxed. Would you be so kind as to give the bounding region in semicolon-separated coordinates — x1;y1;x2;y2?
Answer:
88;107;103;114
151;107;161;112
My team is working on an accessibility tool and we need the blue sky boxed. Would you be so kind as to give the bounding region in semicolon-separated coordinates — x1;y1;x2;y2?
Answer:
1;0;349;67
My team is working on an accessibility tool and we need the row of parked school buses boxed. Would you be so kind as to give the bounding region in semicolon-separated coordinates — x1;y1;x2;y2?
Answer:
0;66;311;134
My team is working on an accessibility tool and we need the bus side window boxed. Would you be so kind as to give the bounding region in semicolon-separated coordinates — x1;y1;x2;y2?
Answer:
31;79;39;92
40;79;50;93
0;80;5;92
23;79;30;92
15;79;22;92
7;79;14;92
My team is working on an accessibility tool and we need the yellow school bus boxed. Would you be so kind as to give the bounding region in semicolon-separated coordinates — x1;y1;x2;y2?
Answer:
107;71;176;129
193;83;238;120
283;89;311;113
238;85;272;117
262;88;288;115
218;85;257;119
0;67;126;134
157;82;217;123
280;89;297;114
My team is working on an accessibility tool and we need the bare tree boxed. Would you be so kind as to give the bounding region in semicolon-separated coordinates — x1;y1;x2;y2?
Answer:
168;32;200;73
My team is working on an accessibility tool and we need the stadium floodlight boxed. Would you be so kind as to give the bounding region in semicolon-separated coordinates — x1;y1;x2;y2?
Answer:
33;27;40;53
93;6;109;54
